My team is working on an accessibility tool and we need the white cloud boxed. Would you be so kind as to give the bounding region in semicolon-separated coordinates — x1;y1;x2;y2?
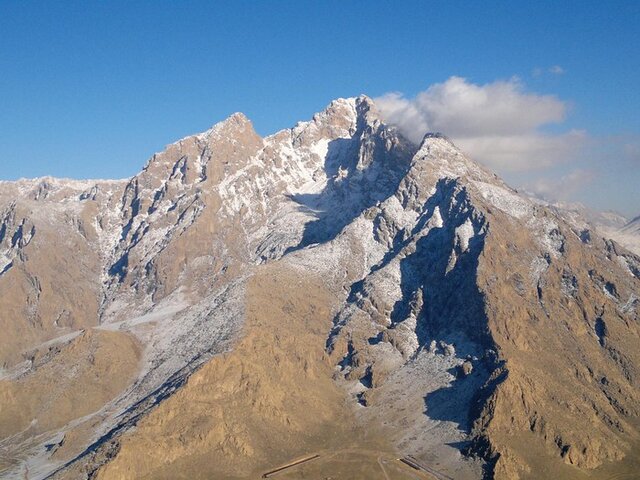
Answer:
456;130;587;171
375;76;586;171
525;169;597;201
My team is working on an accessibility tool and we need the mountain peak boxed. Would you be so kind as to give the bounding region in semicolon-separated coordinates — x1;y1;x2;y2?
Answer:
303;95;384;135
414;132;460;160
353;94;377;111
198;111;255;141
224;111;251;125
421;131;454;143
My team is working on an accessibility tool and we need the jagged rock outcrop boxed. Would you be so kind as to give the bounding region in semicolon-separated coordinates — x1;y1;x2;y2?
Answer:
0;97;638;480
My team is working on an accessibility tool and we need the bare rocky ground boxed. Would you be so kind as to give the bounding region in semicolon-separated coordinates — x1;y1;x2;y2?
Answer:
0;97;639;479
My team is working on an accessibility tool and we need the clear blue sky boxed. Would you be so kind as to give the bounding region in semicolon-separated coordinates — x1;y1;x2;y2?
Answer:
0;1;638;213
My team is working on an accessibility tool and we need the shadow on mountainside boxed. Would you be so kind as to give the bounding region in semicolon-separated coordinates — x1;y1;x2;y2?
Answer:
334;178;493;350
391;183;503;476
393;184;490;347
330;176;502;468
393;183;496;437
285;107;416;254
423;365;491;433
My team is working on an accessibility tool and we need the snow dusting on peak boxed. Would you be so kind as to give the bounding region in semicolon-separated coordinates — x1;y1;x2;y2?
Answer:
473;181;534;220
412;132;490;182
419;132;457;148
196;111;254;141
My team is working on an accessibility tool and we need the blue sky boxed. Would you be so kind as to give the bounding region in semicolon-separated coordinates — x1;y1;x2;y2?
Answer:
1;1;638;215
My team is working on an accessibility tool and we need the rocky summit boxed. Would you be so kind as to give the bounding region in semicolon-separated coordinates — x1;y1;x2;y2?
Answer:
1;97;639;480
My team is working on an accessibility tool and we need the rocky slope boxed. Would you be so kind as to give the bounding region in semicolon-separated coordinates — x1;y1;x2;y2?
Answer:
0;97;639;480
611;215;640;255
552;202;640;256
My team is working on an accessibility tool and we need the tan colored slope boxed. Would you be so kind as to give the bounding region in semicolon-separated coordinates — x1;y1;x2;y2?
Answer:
0;199;105;368
474;210;640;479
92;265;394;480
0;329;140;472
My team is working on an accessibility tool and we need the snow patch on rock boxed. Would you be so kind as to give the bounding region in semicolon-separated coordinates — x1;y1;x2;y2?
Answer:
473;181;533;219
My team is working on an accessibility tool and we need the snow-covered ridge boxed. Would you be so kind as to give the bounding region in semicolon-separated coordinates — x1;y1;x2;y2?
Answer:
0;176;130;187
0;176;129;205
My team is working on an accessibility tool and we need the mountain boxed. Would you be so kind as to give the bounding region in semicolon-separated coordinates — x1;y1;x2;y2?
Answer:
583;208;640;256
539;202;640;257
623;215;640;234
604;215;640;256
1;97;639;480
548;201;628;231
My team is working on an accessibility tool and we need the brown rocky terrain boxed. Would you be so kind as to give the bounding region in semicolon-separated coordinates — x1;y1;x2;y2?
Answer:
0;97;638;479
475;206;640;479
92;265;393;480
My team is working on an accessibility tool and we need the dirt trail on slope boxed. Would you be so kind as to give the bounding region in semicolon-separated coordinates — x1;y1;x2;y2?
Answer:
92;264;405;480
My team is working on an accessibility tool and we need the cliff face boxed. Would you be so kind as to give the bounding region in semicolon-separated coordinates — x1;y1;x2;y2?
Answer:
1;97;638;480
